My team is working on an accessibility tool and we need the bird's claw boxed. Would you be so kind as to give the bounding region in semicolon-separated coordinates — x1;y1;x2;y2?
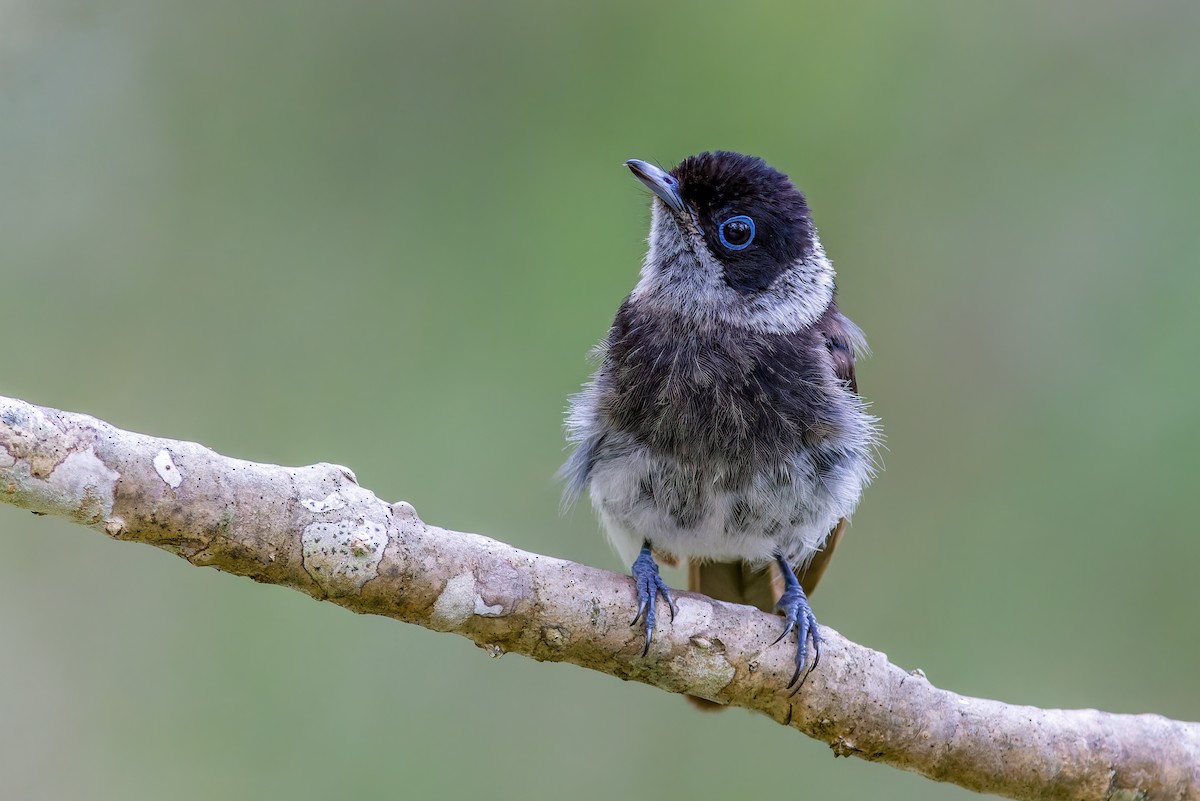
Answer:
774;584;822;691
630;545;675;656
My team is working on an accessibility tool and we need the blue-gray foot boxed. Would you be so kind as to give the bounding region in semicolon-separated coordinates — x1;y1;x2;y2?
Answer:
630;541;676;656
773;552;822;689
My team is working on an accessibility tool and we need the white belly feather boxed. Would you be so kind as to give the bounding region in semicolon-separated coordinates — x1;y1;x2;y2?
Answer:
588;443;868;569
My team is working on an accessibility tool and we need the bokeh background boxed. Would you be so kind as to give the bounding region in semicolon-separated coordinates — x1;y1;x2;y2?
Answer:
3;2;1198;799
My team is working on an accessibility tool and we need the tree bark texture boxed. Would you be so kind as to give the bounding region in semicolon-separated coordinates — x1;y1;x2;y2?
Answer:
1;394;1196;800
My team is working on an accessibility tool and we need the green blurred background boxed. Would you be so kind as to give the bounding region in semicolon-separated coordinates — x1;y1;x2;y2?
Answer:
2;1;1198;799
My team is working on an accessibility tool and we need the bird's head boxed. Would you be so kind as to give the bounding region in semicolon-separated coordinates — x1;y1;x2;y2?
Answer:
626;151;835;334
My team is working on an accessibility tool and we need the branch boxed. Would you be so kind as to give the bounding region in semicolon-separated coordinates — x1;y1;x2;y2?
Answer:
1;394;1196;800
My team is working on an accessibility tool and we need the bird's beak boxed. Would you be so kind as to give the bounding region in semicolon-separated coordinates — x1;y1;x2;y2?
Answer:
626;159;686;214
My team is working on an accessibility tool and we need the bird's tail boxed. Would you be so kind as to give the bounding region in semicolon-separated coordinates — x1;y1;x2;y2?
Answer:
684;519;846;711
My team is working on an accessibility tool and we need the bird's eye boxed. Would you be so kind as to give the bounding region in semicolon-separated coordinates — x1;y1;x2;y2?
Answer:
718;215;755;250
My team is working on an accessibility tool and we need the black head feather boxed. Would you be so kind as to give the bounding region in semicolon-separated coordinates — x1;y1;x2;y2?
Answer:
671;151;815;293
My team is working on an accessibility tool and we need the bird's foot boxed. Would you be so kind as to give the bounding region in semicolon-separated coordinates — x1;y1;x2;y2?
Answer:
630;542;676;656
773;554;822;691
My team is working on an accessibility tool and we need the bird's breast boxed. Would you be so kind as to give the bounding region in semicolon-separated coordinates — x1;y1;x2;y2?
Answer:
601;309;850;486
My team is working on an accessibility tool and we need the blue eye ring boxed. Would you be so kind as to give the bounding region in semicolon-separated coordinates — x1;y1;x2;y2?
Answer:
718;215;755;250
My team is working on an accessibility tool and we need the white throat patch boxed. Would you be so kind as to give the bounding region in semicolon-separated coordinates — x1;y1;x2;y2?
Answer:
629;202;835;335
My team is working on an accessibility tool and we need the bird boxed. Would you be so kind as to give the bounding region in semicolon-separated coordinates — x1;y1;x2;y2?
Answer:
561;151;877;696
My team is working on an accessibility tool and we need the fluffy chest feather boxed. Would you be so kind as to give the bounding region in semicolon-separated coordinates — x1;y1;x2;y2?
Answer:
566;301;875;567
601;302;853;482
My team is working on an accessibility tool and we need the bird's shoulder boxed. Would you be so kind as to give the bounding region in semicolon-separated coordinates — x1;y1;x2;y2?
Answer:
810;302;866;394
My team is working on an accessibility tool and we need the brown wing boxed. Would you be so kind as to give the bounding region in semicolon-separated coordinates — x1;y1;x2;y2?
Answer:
821;302;861;395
